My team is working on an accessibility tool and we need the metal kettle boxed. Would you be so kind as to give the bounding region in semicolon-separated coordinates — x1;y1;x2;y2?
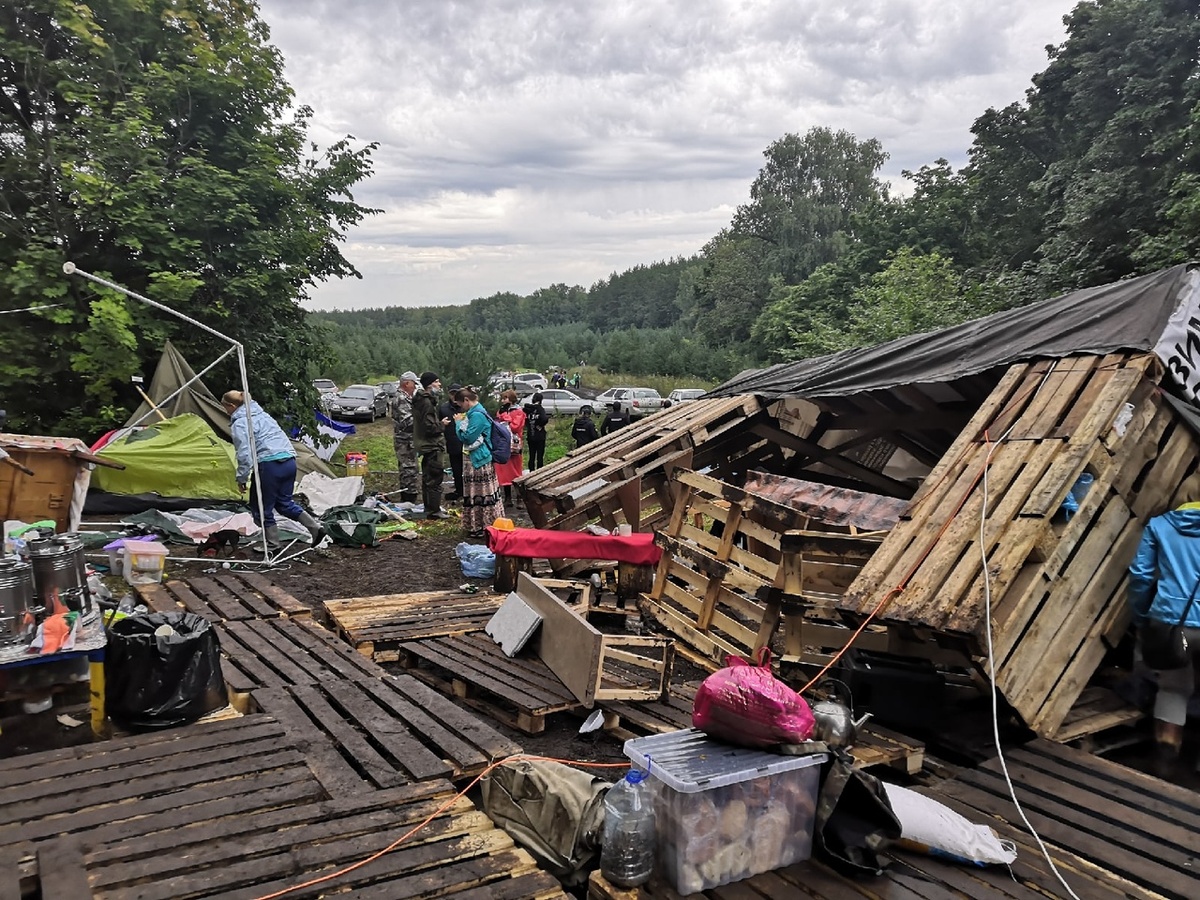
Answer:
809;679;871;750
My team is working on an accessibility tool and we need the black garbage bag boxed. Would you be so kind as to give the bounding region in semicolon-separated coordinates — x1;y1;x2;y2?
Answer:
105;612;227;731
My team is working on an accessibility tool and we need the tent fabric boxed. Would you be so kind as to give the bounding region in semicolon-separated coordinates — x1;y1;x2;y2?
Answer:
486;526;662;565
126;340;232;439
710;264;1199;401
93;415;240;500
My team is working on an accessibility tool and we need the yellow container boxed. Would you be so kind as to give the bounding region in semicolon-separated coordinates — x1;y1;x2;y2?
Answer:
345;452;368;476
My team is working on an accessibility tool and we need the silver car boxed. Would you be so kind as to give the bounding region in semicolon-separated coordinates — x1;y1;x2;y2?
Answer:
537;389;594;416
327;384;388;421
668;388;706;404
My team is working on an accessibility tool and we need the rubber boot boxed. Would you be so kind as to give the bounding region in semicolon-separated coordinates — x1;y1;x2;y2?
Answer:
1153;719;1183;779
297;511;326;543
264;524;281;550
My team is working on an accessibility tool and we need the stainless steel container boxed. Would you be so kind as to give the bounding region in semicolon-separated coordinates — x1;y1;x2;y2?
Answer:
0;558;36;646
28;535;93;617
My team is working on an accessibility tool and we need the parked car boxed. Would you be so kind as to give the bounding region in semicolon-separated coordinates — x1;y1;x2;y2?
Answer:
490;381;537;402
668;388;706;405
312;378;338;397
377;380;400;402
537;389;593;416
513;372;548;391
327;384;388;421
621;388;666;418
594;387;635;410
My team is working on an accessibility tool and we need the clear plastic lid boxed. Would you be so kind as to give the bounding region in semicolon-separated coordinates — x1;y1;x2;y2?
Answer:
624;728;825;793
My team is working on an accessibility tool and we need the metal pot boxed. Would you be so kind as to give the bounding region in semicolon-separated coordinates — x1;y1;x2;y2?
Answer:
810;679;871;750
0;558;36;646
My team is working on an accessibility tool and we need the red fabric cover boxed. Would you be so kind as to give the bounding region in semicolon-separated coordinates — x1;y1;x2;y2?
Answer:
486;527;662;565
692;648;815;748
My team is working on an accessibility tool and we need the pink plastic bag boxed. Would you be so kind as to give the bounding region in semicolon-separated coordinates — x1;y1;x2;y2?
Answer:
692;648;815;748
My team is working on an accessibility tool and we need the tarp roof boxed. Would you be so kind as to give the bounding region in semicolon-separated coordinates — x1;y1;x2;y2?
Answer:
710;263;1200;400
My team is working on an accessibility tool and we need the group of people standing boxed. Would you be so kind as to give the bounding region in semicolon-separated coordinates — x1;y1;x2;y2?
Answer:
392;372;506;537
570;402;630;448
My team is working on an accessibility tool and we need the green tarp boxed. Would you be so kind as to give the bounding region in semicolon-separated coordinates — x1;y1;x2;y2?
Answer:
93;414;240;500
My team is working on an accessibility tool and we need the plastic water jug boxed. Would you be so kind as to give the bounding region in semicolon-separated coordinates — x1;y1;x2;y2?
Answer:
600;769;656;887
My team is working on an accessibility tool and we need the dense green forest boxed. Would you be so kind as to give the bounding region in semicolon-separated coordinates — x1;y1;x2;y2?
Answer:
318;0;1200;388
3;0;1199;435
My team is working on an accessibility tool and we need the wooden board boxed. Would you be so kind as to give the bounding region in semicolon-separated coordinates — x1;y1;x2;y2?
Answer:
138;570;311;622
217;616;388;698
518;571;605;704
398;632;585;734
324;590;506;662
251;674;523;790
1051;686;1145;743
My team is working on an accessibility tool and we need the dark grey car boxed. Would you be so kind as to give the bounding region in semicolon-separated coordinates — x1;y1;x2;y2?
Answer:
328;384;388;421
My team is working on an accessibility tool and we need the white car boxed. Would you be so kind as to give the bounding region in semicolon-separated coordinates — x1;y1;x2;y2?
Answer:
668;388;706;404
514;372;548;391
594;387;635;410
537;389;594;416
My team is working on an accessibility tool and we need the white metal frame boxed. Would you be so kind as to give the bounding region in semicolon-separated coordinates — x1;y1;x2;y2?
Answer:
63;262;281;564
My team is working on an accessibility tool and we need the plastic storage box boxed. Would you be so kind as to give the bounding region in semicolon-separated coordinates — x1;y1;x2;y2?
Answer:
624;728;824;894
123;541;169;585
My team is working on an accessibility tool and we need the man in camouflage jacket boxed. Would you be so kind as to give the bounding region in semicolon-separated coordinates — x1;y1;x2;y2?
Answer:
392;372;419;502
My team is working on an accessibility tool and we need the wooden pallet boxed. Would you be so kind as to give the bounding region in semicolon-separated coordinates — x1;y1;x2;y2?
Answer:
139;570;311;621
936;739;1199;900
837;353;1200;738
643;468;883;670
252;674;523;791
398;632;585;734
217;616;387;708
324;590;505;662
518;395;767;544
1052;685;1145;744
0;714;567;900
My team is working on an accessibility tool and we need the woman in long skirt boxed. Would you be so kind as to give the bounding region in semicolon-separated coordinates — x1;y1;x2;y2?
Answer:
454;388;505;537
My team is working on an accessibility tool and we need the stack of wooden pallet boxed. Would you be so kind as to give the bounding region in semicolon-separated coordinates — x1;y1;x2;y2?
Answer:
840;352;1198;737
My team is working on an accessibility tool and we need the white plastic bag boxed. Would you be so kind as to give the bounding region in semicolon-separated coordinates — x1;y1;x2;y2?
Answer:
882;783;1017;866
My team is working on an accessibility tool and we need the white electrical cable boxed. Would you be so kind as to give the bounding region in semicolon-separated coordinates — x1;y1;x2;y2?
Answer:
979;361;1083;900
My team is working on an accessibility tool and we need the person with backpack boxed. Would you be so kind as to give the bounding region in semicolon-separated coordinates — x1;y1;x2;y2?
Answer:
454;387;505;537
525;392;550;470
572;407;598;448
496;389;526;507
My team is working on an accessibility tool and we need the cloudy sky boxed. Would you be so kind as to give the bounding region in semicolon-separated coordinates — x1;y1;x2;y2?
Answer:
256;0;1078;311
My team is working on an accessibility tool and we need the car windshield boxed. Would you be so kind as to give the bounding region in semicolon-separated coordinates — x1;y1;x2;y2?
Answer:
343;386;375;400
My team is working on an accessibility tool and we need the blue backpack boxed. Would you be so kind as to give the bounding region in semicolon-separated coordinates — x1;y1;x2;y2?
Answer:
485;414;512;464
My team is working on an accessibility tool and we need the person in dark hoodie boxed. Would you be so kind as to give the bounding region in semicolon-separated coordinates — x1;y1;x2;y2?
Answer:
439;384;464;501
524;392;550;470
571;407;598;448
601;401;629;435
1128;501;1200;775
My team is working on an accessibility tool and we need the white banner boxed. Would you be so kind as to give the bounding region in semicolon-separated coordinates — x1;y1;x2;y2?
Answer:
1153;268;1200;403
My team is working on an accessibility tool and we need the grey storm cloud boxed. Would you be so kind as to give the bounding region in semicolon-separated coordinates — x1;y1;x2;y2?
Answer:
256;0;1076;309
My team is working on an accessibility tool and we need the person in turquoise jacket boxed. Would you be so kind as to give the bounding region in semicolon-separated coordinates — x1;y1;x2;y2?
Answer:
453;387;505;537
1128;502;1200;773
223;391;324;548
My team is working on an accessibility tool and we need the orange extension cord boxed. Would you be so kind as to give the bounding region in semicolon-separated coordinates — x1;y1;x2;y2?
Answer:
252;754;631;900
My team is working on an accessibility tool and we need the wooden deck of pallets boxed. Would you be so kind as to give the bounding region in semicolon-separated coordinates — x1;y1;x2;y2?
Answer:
588;737;1200;900
0;716;565;899
1;573;568;899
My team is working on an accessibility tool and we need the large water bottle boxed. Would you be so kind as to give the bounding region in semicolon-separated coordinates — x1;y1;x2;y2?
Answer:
600;769;656;887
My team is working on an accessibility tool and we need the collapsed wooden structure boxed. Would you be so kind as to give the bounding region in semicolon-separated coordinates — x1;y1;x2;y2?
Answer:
517;349;1200;741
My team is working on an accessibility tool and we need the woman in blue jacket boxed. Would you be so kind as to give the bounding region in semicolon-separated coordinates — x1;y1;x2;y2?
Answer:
1128;502;1200;773
453;387;505;537
223;391;324;548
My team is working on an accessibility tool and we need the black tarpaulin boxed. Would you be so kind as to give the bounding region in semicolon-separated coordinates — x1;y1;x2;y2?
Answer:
710;264;1199;400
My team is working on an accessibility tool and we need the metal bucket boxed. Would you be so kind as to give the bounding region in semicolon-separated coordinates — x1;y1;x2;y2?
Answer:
28;535;93;617
0;558;36;646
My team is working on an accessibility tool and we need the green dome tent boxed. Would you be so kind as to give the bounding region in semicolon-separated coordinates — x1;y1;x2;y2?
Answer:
92;414;240;500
